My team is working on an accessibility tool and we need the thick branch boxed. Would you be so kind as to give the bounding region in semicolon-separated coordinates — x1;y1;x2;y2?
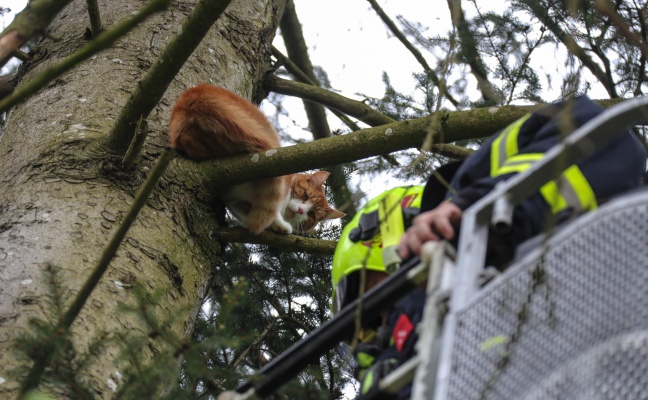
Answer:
107;0;234;153
279;0;330;139
265;75;395;126
11;48;30;62
446;0;499;104
367;0;459;107
193;99;622;189
196;104;540;188
0;0;73;68
0;0;172;113
212;227;336;255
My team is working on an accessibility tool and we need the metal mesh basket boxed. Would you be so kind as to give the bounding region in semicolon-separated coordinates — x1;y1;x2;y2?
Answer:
443;189;648;400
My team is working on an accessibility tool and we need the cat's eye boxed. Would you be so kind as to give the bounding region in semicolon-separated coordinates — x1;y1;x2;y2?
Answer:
302;193;308;201
307;210;316;219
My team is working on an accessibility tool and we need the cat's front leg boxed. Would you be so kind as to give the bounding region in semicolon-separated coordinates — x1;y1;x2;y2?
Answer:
269;214;293;235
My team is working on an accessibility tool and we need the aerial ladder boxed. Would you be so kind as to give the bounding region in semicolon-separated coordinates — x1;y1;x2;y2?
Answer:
226;97;648;400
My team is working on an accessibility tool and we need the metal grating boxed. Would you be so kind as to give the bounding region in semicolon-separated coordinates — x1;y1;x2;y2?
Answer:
443;189;648;400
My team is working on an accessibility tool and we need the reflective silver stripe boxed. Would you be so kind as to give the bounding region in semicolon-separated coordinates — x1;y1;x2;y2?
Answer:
496;153;596;214
557;174;583;211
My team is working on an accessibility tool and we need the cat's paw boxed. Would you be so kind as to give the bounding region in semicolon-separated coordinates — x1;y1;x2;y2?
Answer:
270;220;293;235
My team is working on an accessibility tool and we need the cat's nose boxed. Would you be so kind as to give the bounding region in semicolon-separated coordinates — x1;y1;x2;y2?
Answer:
296;207;304;215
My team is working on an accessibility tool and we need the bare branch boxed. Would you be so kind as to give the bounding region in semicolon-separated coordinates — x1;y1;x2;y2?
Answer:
279;0;330;139
0;0;73;68
519;0;620;98
446;0;500;103
265;75;473;160
11;48;30;62
272;46;361;131
264;75;396;126
212;227;337;255
595;0;648;58
192;99;623;190
367;0;460;107
86;0;103;38
0;0;173;113
195;103;545;189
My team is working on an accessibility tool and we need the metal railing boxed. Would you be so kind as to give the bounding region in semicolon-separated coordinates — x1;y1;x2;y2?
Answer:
429;96;648;400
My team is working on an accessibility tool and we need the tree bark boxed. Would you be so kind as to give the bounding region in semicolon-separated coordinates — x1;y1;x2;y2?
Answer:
0;0;284;397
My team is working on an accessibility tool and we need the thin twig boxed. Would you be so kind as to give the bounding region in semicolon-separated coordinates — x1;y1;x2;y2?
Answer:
0;0;173;113
232;322;275;368
595;0;648;58
0;0;73;68
11;48;30;62
122;116;148;168
19;150;175;396
272;46;362;132
264;75;395;126
367;0;459;107
265;75;473;160
85;0;103;38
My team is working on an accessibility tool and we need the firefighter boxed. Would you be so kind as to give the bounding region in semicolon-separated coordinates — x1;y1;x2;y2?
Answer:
333;96;645;398
332;185;425;399
399;96;646;264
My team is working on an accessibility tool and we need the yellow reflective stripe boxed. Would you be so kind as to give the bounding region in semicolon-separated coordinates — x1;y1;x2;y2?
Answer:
361;370;375;394
539;181;569;214
492;153;597;214
496;162;533;176
505;153;543;163
491;114;532;176
493;153;542;176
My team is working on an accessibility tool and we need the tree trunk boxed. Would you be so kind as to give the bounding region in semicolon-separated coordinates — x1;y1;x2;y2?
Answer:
0;0;284;397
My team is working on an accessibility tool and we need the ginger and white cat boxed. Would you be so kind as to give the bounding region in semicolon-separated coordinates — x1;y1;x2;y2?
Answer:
168;84;344;234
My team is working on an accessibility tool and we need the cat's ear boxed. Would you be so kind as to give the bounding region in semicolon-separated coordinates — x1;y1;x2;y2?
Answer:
323;207;346;221
309;171;331;186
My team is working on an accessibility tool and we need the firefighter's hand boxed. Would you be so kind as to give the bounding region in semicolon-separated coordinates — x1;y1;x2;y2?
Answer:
397;201;462;259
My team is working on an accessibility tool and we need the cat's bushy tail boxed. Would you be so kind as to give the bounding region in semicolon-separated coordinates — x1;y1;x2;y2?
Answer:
168;84;279;161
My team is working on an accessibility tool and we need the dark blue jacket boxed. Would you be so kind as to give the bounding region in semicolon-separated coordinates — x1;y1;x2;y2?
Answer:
422;96;646;266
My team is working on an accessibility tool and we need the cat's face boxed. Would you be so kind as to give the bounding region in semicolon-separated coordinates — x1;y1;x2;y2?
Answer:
284;172;345;232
